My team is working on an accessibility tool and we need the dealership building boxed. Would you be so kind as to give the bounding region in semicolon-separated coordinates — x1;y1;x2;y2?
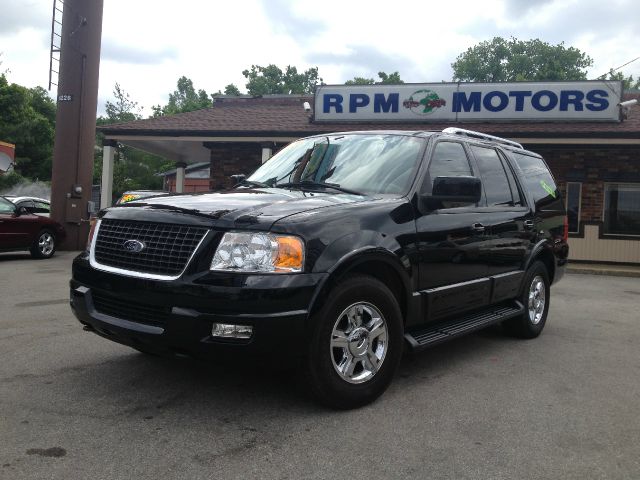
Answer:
99;81;640;264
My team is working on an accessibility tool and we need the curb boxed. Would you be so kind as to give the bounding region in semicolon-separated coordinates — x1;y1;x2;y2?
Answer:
566;267;640;278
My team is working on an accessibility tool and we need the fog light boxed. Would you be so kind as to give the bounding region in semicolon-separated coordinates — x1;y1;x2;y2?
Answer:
211;323;253;340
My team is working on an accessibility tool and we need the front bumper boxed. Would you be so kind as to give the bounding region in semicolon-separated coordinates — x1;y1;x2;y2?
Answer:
70;254;327;359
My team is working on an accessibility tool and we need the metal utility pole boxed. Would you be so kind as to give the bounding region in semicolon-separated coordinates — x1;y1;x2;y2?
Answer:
50;0;104;250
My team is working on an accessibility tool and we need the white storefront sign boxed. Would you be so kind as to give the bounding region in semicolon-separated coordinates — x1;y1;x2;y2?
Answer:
314;81;623;122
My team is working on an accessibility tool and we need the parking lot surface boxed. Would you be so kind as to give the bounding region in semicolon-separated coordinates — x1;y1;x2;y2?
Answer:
1;251;639;479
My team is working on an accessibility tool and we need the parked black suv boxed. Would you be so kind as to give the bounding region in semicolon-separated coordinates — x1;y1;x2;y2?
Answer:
71;128;568;409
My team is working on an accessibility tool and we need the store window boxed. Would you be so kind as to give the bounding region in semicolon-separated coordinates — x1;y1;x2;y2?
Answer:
603;183;640;236
566;183;581;233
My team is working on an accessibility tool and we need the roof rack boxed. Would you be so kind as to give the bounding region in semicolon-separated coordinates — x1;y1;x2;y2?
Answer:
442;127;523;150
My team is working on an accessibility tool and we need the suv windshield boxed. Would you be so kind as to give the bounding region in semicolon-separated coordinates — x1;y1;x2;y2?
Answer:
248;134;425;195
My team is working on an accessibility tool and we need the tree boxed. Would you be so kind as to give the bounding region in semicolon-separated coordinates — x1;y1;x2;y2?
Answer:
452;37;593;82
345;71;404;85
223;83;242;96
0;74;56;180
377;71;404;84
95;83;169;201
600;68;640;91
242;64;321;95
345;77;375;85
152;76;213;116
104;83;142;123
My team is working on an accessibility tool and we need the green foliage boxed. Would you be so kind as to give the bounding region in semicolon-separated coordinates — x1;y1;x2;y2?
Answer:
242;64;322;95
0;170;27;192
0;74;56;180
152;76;213;116
103;83;142;123
94;83;170;202
345;77;375;85
224;83;242;96
600;68;640;90
452;37;593;82
345;71;404;85
377;71;404;84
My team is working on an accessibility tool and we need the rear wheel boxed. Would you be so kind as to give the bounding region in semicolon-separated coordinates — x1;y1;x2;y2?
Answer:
30;230;56;259
504;261;550;338
304;274;403;409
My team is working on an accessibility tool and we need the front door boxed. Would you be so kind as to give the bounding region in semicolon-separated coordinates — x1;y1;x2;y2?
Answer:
415;140;492;320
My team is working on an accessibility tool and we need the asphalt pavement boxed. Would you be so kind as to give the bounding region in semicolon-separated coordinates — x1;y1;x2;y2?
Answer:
1;251;639;480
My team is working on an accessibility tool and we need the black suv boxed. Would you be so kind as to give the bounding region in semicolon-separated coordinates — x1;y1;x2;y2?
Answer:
71;128;568;409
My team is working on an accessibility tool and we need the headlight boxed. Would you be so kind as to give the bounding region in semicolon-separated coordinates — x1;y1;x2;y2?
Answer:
211;232;304;273
86;218;99;253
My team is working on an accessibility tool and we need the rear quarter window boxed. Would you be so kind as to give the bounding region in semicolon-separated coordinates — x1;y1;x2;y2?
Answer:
510;152;562;210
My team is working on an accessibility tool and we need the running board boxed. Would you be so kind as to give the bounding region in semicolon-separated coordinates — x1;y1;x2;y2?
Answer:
405;301;524;351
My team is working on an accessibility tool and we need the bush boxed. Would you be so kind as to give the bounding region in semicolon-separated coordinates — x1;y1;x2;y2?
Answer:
0;171;27;192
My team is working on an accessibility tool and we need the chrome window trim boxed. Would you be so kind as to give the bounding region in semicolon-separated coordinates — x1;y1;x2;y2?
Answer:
89;219;211;281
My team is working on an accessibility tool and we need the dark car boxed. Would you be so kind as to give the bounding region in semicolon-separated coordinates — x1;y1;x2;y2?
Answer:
70;128;569;409
0;196;66;258
5;196;51;217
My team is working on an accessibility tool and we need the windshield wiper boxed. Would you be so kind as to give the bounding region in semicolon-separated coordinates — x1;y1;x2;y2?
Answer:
276;181;364;196
236;179;270;188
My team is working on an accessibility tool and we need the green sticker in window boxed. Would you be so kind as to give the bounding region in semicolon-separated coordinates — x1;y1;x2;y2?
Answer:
540;180;557;198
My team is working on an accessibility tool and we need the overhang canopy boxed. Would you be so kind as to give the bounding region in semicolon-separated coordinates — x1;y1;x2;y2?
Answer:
98;92;640;165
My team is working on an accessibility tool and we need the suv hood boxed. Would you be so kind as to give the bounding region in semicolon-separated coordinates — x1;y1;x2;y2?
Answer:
104;188;369;230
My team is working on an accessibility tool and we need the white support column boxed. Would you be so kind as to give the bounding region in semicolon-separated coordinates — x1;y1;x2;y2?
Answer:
261;146;273;164
175;162;186;193
100;141;116;208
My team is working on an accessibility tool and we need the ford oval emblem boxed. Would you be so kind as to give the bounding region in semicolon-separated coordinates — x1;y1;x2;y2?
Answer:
123;239;145;253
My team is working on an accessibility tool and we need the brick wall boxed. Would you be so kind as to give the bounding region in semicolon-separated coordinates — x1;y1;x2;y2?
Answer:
207;142;291;191
207;143;262;191
530;146;640;223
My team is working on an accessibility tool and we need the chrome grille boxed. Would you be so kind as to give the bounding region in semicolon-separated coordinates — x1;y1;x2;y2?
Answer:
94;219;208;276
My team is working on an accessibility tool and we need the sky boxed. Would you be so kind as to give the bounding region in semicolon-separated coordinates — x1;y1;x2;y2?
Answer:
1;0;639;117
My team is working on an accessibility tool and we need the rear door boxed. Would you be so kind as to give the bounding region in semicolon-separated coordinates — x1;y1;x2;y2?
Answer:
466;144;533;302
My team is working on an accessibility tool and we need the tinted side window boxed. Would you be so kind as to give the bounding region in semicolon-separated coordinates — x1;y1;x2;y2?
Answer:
470;146;513;206
427;142;472;187
18;200;36;213
498;151;524;206
34;201;50;214
511;152;561;209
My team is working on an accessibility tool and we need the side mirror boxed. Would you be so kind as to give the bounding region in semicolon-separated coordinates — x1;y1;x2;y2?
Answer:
16;206;29;216
423;176;482;206
230;174;246;185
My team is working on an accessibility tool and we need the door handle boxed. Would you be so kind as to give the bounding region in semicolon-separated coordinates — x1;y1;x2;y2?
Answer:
471;223;485;232
523;220;535;229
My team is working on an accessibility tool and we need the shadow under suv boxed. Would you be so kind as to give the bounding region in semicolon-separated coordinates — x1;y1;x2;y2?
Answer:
71;128;569;409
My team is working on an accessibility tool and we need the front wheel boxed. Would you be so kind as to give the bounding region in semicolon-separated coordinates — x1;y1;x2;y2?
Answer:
304;275;403;409
30;230;56;259
504;261;550;338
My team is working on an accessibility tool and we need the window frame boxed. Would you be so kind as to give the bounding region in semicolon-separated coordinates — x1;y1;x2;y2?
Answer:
602;182;640;237
422;140;476;194
468;144;516;207
565;182;582;234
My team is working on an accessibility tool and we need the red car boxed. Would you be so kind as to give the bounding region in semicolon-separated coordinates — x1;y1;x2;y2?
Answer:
0;196;66;258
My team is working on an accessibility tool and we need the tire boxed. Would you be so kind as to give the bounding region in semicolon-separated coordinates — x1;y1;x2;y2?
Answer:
503;261;550;339
304;274;404;409
30;230;56;259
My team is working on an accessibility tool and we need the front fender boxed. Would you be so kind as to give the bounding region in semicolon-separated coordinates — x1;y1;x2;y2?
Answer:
306;230;418;326
312;230;411;276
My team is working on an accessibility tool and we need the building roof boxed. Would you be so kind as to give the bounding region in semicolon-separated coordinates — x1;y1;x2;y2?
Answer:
99;92;640;140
